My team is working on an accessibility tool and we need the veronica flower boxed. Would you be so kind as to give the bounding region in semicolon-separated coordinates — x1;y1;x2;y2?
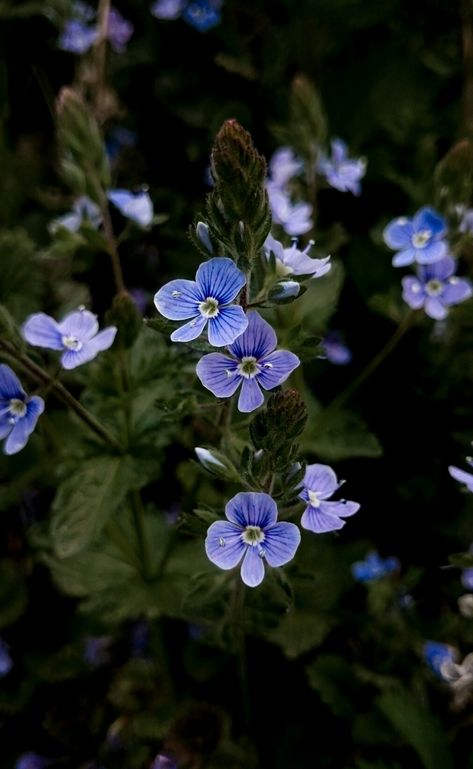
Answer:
267;184;313;237
317;138;366;196
205;491;301;587
22;308;117;370
0;365;44;456
383;207;448;267
0;639;12;677
461;568;473;590
15;755;49;769
59;4;133;54
423;641;458;681
320;331;352;365
352;551;400;582
151;0;187;19
299;463;359;533
449;457;473;492
58;19;97;53
49;196;102;234
106;8;134;52
264;234;331;278
196;311;299;412
459;207;473;235
108;189;154;228
154;257;247;346
268;147;304;187
402;255;472;320
183;0;222;31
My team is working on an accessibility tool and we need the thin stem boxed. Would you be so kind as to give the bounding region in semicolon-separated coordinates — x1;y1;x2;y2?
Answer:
93;0;111;115
461;0;473;133
230;576;250;730
0;338;124;452
101;199;127;294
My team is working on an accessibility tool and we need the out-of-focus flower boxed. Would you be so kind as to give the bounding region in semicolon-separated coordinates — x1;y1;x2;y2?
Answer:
0;638;13;676
268;147;304;187
106;126;137;163
129;288;149;314
449;457;473;492
151;0;222;30
23;308;117;370
108;189;154;228
299;463;359;533
317;138;366;196
383;207;448;267
462;567;473;590
154;257;247;346
264;234;331;278
402;255;472;320
205;491;301;587
49;196;102;234
267;184;313;237
352;551;400;582
151;0;187;19
106;7;134;52
15;754;49;769
423;641;458;681
196;311;300;412
59;19;97;53
0;365;44;456
151;755;177;769
458;594;473;618
320;331;352;365
58;3;133;54
84;636;112;667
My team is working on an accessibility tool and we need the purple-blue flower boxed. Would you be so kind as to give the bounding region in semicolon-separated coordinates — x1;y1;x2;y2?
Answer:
383;207;448;267
59;19;97;53
183;0;222;31
352;551;400;582
151;0;187;19
423;641;458;681
205;491;301;587
402;255;472;320
0;638;13;676
0;365;44;456
196;311;300;412
264;234;331;278
15;754;49;769
50;196;102;234
268;147;304;188
59;4;133;54
320;331;352;365
106;7;134;52
449;458;473;492
461;568;473;590
22;308;117;370
154;257;248;346
267;184;313;237
299;463;359;533
108;189;154;228
151;755;177;769
317;138;366;196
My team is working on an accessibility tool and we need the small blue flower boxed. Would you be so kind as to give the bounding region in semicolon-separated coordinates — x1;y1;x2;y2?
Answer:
15;754;49;769
154;257;248;346
58;19;97;53
299;463;359;533
196;311;300;412
449;457;473;492
108;188;154;228
423;641;458;681
352;551;400;582
106;7;134;53
105;126;137;163
151;755;177;769
49;196;102;234
22;308;117;370
461;568;473;590
151;0;187;19
317;138;366;196
263;234;331;278
320;331;352;365
268;147;304;187
402;255;472;320
0;365;44;456
205;491;301;587
383;207;448;267
183;0;221;31
59;4;133;54
0;638;13;676
267;184;313;237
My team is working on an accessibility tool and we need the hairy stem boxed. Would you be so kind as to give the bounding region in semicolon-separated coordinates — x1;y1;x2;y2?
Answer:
94;0;111;115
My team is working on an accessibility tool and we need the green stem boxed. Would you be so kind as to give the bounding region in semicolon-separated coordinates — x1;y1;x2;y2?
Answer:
230;576;250;729
93;0;111;115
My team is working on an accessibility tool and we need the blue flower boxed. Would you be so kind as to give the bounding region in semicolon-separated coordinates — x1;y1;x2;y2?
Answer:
151;0;187;19
183;0;221;31
196;311;300;412
402;255;472;320
106;7;134;53
317;138;366;196
383;207;448;267
423;641;458;681
205;491;301;587
0;638;13;677
15;754;49;769
299;463;359;533
263;234;331;278
151;755;177;769
320;331;352;365
58;19;97;53
267;184;313;237
0;365;44;456
352;551;400;582
449;457;473;492
22;308;117;370
154;257;248;346
105;126;137;163
58;4;133;54
108;189;154;228
49;196;102;234
461;567;473;590
268;147;304;187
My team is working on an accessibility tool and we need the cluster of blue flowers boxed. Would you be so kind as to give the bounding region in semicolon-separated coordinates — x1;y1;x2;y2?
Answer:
59;2;133;55
383;206;472;320
51;188;154;233
151;0;223;31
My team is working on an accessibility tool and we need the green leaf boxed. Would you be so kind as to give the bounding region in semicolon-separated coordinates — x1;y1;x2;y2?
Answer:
270;609;333;658
0;559;27;629
303;406;382;460
449;551;473;568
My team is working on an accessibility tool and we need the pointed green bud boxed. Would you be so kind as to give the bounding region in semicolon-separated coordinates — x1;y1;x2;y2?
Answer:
105;292;143;349
194;447;240;481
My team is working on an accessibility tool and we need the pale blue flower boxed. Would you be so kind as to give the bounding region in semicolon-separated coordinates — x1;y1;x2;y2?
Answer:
317;138;366;196
107;7;134;52
267;184;313;237
151;0;187;19
299;463;359;533
383;207;448;267
268;147;304;187
183;0;221;30
49;196;102;234
15;754;49;769
108;189;154;228
264;234;331;278
0;639;12;676
320;331;352;365
449;457;473;492
59;19;97;53
402;255;472;320
0;365;44;455
352;551;399;582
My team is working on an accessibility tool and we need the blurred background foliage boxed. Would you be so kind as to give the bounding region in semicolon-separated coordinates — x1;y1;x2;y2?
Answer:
0;0;473;767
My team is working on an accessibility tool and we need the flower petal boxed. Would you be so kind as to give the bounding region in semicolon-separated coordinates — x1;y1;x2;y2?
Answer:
225;491;278;528
301;505;345;533
60;328;117;369
58;310;99;342
22;313;63;350
415;240;447;265
383;218;414;249
320;500;360;518
154;279;201;320
195;257;246;305
229;311;276;359
3;396;44;455
392;247;416;267
240;547;265;587
196;353;241;398
205;521;245;569
302;463;340;499
257;350;300;390
419;255;456;282
413;206;447;239
442;278;472;306
170;314;207;343
401;276;425;309
424;296;448;320
263;522;301;566
207;306;248;347
449;465;473;490
238;378;264;412
0;365;25;400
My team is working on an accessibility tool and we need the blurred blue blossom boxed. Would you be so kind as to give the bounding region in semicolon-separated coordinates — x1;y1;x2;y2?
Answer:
449;457;473;492
107;8;134;52
154;257;247;346
461;568;473;590
352;551;400;582
108;189;154;228
299;463;360;533
0;365;45;456
402;256;472;320
268;146;304;187
196;311;300;412
151;0;222;30
49;196;102;234
59;19;97;54
423;641;458;681
23;308;117;370
317;138;366;195
264;234;331;278
129;288;149;314
383;206;448;267
105;126;137;163
59;4;133;54
267;184;313;236
320;331;352;365
15;754;49;769
205;491;301;587
151;755;177;769
0;638;13;676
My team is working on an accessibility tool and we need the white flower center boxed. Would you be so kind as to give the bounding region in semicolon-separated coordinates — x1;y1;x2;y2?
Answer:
425;279;443;296
198;297;220;318
237;356;260;379
61;335;83;351
242;525;265;545
308;490;321;508
411;229;432;248
9;398;26;419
